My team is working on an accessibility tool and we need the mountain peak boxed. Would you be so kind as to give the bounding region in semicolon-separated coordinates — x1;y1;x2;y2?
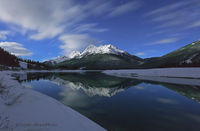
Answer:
45;44;128;65
81;44;126;57
68;51;81;59
86;44;97;49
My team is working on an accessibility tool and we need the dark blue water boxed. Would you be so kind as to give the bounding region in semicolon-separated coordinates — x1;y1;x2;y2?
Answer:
18;72;200;131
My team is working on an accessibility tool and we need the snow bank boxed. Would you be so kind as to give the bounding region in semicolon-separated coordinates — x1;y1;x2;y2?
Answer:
131;76;200;86
103;68;200;78
103;68;200;86
0;72;105;131
3;69;86;74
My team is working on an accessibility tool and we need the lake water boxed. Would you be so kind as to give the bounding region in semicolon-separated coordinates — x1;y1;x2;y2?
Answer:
15;72;200;131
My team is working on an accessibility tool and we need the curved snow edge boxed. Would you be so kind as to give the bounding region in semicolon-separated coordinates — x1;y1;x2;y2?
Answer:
0;72;106;131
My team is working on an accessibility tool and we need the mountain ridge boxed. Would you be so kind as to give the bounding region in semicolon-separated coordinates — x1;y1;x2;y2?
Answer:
1;40;200;70
45;44;131;65
53;40;200;69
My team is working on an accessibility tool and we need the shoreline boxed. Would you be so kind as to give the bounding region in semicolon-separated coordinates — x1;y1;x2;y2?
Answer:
2;67;200;86
1;67;200;78
103;68;200;78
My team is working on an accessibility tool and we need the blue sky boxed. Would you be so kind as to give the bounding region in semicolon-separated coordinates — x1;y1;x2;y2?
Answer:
0;0;199;61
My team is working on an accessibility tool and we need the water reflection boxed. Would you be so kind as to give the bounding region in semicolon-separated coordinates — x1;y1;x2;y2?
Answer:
14;72;200;131
17;72;200;103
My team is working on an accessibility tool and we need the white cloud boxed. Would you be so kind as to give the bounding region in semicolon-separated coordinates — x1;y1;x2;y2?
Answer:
0;31;10;40
0;0;140;40
0;0;142;55
59;34;98;55
0;0;81;40
147;38;179;45
109;1;141;17
0;42;32;56
135;52;145;56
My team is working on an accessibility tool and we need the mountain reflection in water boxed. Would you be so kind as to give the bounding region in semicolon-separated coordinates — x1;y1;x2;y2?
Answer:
17;72;200;102
14;72;200;131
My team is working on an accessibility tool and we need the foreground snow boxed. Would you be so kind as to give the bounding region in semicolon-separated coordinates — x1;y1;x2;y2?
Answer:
0;72;105;131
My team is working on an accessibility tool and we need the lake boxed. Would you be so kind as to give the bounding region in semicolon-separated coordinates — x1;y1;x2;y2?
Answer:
14;72;200;131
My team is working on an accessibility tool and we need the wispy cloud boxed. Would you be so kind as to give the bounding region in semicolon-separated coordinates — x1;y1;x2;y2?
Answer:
0;0;139;40
157;98;178;104
0;31;10;40
73;23;109;33
0;42;32;56
145;0;200;36
187;20;200;28
108;1;141;17
147;38;179;45
0;0;142;55
146;1;189;16
59;34;98;55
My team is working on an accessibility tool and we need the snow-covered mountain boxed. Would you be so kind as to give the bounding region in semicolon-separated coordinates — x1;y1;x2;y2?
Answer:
45;56;69;65
45;44;129;65
142;40;200;68
45;40;200;69
81;44;127;57
68;51;81;59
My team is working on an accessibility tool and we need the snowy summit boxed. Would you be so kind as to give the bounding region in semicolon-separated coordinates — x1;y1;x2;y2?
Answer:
46;56;69;65
81;44;126;57
46;44;128;65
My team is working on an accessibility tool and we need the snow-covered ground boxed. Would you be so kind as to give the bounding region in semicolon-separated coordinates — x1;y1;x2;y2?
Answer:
4;68;200;79
103;68;200;78
3;68;200;86
103;68;200;86
0;72;105;131
1;70;86;75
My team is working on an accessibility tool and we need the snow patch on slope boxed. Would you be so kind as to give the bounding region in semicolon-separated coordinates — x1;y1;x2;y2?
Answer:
47;56;69;64
19;61;27;69
68;51;81;59
181;53;198;64
192;42;196;45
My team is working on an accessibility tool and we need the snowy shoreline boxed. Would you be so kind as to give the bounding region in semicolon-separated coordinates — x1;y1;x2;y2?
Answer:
0;71;105;131
1;68;200;130
103;68;200;86
3;68;200;86
2;67;200;78
103;68;200;78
